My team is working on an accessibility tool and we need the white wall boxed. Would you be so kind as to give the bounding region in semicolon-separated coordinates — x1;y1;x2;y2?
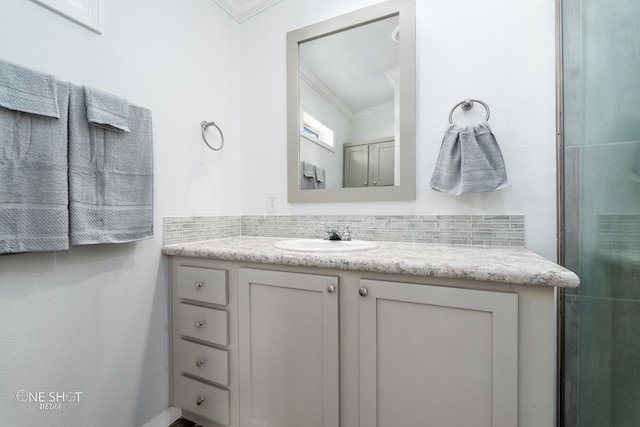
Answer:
238;0;559;260
0;0;559;425
299;78;351;189
0;0;240;425
349;104;395;142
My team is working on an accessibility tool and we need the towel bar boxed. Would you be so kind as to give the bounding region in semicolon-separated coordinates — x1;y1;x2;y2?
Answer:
448;98;490;124
201;120;224;151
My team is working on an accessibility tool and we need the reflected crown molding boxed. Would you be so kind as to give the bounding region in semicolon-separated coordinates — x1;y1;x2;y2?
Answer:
299;63;354;121
212;0;282;23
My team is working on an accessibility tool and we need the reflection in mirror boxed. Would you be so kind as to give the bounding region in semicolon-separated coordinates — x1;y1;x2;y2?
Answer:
299;14;399;191
287;0;415;203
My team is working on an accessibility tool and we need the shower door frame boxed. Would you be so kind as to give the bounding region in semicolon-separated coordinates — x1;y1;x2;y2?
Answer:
555;0;567;426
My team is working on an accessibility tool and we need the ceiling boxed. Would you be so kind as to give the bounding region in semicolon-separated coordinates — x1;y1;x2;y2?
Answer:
212;0;282;22
299;15;400;115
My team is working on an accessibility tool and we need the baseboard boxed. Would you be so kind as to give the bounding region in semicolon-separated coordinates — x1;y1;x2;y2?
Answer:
141;406;182;427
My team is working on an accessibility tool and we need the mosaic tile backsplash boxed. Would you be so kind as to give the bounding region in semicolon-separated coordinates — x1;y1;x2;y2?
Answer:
164;215;525;247
598;215;640;250
164;216;241;244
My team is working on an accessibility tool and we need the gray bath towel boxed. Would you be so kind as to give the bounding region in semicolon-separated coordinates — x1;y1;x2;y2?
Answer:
315;167;326;189
0;81;69;253
301;161;316;190
430;122;510;195
0;58;60;118
68;84;153;244
84;85;130;132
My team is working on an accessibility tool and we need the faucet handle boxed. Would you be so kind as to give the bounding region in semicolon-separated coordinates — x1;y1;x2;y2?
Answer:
341;224;352;241
317;223;331;240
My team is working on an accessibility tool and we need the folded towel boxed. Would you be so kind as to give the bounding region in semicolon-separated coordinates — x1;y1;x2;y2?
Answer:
315;167;326;189
0;81;69;253
68;83;153;244
302;161;315;177
430;122;510;195
84;85;130;132
301;161;316;190
0;58;60;118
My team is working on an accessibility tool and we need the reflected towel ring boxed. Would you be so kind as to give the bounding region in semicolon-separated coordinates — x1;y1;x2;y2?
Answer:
201;120;224;151
448;98;490;124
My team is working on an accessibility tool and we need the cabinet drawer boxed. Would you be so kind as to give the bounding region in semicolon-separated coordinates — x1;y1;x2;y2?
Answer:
178;304;229;346
179;339;229;386
177;375;230;426
177;266;228;305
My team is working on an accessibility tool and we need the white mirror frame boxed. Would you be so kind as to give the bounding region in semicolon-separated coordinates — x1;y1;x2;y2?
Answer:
286;0;416;203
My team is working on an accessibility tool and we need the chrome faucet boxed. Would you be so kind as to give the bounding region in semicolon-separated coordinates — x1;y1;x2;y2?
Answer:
322;224;352;241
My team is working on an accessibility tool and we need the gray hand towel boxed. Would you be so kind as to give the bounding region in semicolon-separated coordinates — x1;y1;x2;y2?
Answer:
315;167;326;189
83;85;130;132
430;122;510;195
429;124;462;193
0;81;69;253
302;161;315;177
0;58;60;118
301;161;316;190
68;83;153;245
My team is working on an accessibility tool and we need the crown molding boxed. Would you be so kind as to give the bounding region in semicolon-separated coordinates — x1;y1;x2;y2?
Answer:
212;0;282;23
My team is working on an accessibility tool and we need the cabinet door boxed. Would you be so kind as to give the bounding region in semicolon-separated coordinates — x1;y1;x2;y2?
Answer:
359;280;518;427
343;144;369;187
369;140;394;187
238;268;339;427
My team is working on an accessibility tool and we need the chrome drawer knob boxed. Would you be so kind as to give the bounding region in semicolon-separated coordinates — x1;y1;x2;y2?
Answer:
195;320;205;329
196;396;204;406
327;284;336;293
195;359;205;367
194;281;204;290
359;287;368;297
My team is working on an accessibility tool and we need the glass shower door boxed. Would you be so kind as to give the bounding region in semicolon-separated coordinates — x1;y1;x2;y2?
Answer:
561;0;640;425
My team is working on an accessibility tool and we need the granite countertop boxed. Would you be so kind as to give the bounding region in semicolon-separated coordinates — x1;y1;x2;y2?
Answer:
162;236;580;288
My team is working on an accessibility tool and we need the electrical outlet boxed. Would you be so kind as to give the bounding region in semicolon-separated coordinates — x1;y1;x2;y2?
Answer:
266;192;278;214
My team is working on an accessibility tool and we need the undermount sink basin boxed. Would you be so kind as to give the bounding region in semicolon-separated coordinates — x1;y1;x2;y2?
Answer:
273;239;378;252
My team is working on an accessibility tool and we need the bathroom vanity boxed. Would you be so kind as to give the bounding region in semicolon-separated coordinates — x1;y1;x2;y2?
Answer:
162;237;579;427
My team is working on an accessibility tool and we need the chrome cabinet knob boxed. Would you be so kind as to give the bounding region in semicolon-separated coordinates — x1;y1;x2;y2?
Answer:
359;287;368;297
195;359;205;367
327;284;336;293
194;281;204;290
195;320;205;329
196;396;204;406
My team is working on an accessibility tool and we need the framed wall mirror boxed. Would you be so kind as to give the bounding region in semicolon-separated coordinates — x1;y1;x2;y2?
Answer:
286;0;416;203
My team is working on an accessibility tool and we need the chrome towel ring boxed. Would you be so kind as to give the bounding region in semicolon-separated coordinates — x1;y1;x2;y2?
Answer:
201;120;224;151
448;98;490;124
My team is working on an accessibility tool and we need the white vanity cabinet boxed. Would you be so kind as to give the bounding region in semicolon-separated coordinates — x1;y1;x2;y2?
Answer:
170;263;235;427
168;254;559;427
358;279;518;427
237;268;339;427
